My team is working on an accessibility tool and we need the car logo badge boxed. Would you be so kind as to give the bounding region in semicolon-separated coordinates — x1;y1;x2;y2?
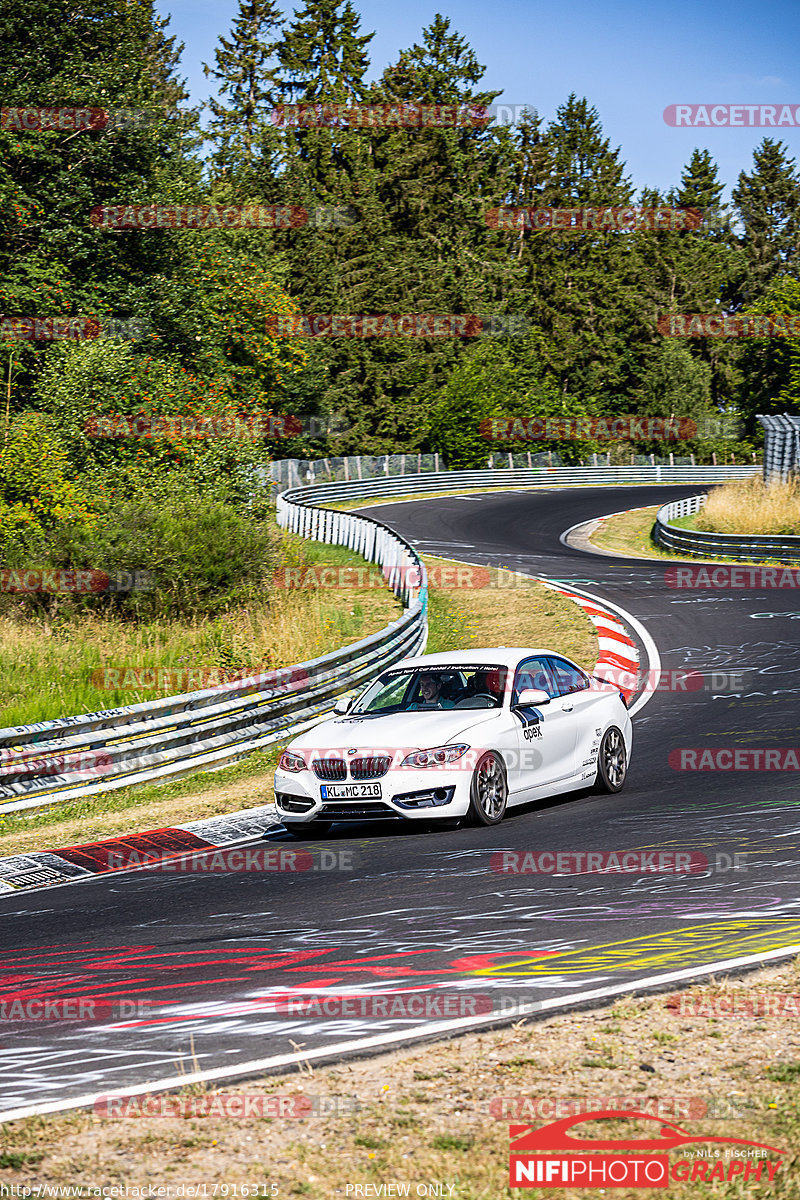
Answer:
348;748;358;755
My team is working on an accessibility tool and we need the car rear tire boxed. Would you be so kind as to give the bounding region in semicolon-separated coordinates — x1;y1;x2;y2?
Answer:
467;752;508;825
593;726;627;793
284;820;333;838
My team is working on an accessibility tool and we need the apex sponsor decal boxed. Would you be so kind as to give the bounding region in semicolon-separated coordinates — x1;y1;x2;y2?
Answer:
508;1110;784;1189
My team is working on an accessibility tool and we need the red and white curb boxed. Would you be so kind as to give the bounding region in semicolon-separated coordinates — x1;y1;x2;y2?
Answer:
0;805;280;895
539;576;660;718
540;580;640;701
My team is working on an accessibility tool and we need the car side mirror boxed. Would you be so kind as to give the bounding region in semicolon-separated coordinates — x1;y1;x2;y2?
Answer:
333;696;353;715
515;688;551;707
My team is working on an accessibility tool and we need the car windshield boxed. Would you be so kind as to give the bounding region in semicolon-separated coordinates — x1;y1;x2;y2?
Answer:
352;665;508;714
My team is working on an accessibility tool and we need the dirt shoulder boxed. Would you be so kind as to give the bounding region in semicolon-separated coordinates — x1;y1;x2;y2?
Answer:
2;957;797;1197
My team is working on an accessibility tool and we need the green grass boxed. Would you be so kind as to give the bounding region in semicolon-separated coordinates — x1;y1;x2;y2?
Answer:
0;535;400;729
0;554;596;858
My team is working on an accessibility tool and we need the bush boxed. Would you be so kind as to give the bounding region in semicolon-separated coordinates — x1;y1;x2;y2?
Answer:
28;477;277;620
0;413;99;564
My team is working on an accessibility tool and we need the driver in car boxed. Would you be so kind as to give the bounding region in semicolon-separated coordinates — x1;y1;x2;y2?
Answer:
412;672;455;709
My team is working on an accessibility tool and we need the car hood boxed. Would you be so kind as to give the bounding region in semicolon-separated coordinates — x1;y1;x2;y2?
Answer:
289;709;501;753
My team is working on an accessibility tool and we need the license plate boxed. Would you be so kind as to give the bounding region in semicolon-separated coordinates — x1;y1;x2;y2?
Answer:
320;782;382;799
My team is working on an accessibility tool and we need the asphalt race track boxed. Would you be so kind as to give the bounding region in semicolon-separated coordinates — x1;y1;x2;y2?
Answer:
3;484;800;1117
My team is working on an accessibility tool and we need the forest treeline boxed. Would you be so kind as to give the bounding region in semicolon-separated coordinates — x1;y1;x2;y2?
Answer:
1;0;799;613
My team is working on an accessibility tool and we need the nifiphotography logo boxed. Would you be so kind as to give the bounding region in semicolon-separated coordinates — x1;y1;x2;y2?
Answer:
508;1109;784;1189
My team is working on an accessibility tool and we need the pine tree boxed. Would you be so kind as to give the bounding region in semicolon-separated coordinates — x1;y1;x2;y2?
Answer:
203;0;284;183
0;0;201;404
732;139;800;302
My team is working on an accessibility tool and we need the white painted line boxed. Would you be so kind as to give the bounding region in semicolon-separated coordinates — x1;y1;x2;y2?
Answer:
539;578;661;718
596;636;637;658
3;941;798;1125
559;504;657;549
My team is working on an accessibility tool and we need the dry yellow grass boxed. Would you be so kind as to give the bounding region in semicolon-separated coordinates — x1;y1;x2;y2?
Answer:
0;532;402;726
697;476;800;536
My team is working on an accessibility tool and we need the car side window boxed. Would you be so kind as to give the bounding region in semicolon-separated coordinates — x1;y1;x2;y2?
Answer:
545;656;590;697
512;657;557;703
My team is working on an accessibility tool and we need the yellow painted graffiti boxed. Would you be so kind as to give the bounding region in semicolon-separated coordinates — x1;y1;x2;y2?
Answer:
472;920;800;976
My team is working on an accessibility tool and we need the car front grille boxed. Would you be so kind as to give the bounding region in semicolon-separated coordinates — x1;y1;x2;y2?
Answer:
349;755;391;780
311;758;347;781
319;803;398;821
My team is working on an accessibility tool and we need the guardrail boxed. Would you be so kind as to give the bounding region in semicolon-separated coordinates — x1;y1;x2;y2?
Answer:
654;492;800;562
0;463;757;815
272;463;757;503
0;505;427;814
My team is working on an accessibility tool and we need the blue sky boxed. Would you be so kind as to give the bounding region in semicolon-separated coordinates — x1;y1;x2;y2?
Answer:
160;0;800;199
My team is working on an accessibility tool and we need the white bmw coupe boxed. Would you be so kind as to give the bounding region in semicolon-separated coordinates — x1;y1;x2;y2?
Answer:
273;648;632;834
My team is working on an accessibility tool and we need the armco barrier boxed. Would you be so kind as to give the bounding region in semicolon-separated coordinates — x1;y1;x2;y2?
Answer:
654;492;800;563
271;463;757;503
0;464;755;815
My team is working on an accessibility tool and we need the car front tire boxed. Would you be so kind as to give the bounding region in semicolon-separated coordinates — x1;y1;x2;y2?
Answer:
467;751;508;825
593;726;627;793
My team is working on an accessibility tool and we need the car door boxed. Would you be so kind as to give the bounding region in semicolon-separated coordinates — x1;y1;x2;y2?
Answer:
544;655;606;780
511;656;578;791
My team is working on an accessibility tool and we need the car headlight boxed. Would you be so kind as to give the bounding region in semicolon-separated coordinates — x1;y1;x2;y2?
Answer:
400;744;470;768
278;750;306;772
